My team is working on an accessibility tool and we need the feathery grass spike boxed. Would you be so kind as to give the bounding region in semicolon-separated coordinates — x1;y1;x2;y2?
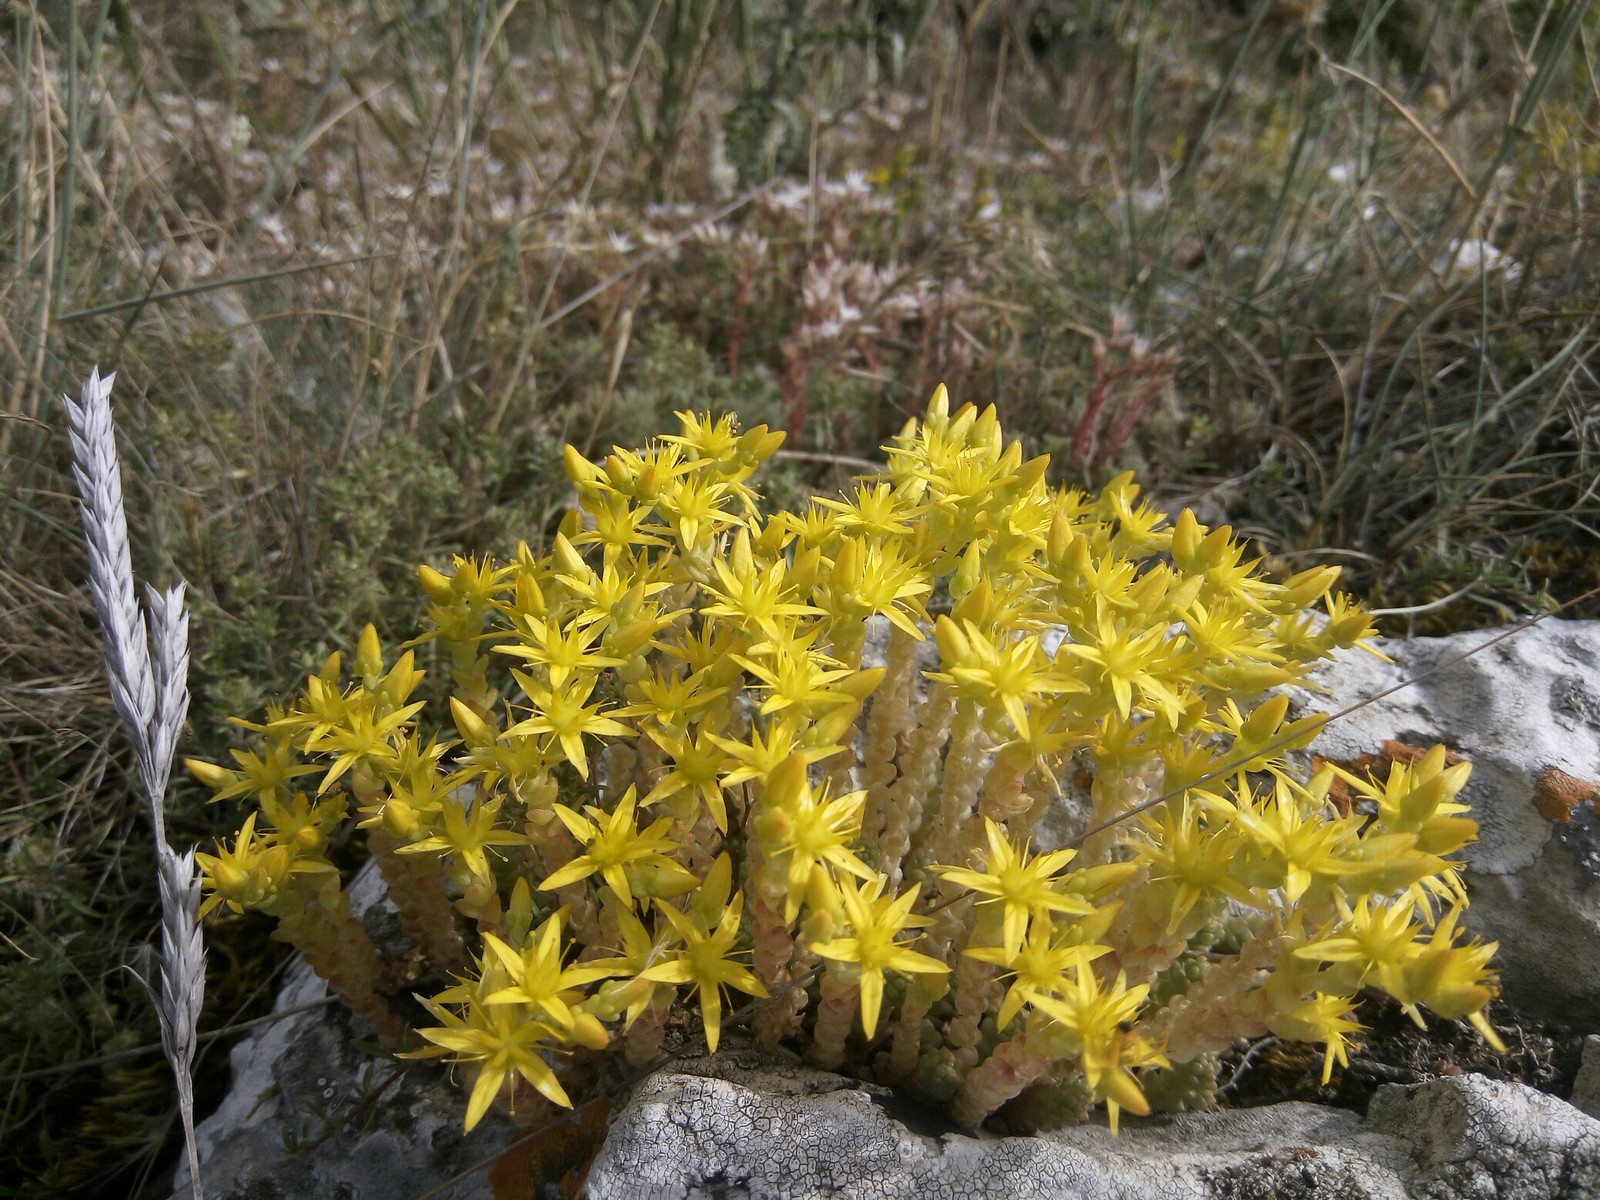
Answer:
65;369;206;1200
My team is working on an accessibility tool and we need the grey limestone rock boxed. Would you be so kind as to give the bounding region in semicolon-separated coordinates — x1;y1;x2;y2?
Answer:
582;1055;1600;1200
1572;1036;1600;1120
1364;1072;1600;1199
1287;619;1600;1025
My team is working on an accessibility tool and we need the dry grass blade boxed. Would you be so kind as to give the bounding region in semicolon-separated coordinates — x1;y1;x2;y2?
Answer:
1321;61;1476;200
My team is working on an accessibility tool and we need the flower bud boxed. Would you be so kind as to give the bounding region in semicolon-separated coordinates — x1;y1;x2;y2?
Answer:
417;563;454;604
209;857;251;899
355;623;383;681
553;533;588;579
291;824;326;855
451;696;496;747
563;443;606;489
185;758;235;791
569;1010;612;1051
382;797;420;840
258;845;295;886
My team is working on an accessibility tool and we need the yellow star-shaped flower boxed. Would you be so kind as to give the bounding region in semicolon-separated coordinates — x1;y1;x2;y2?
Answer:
642;893;767;1053
809;876;947;1036
936;817;1094;959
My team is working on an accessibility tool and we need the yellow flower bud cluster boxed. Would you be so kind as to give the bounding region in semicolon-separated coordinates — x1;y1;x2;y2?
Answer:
190;388;1501;1134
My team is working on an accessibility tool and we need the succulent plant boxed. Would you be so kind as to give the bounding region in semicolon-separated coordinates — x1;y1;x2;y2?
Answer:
190;386;1502;1134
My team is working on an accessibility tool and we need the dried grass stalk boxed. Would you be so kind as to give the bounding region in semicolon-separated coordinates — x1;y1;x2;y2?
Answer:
63;368;206;1200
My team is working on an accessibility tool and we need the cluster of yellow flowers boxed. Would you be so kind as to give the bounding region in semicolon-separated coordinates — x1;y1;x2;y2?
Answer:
190;387;1502;1134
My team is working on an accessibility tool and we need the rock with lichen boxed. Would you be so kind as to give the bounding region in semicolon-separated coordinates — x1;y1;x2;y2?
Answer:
583;1054;1600;1200
1289;619;1600;1024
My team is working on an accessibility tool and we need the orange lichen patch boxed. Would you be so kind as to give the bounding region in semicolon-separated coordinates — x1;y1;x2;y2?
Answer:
1532;766;1600;824
1380;740;1464;768
1315;740;1469;816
